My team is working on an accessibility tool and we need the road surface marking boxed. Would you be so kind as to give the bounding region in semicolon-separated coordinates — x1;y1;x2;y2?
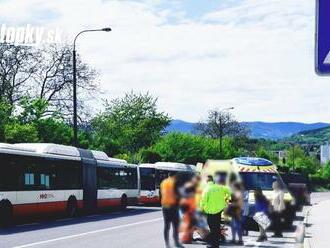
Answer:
13;218;162;248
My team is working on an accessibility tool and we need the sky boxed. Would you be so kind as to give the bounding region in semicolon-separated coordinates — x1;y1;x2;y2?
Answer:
0;0;329;123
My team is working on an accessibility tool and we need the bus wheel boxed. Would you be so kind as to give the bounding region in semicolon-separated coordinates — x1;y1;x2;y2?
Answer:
120;195;128;210
67;197;78;217
0;200;13;227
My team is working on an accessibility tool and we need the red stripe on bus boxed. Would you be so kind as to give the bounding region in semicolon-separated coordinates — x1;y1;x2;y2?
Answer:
139;196;160;204
97;198;121;208
13;201;83;216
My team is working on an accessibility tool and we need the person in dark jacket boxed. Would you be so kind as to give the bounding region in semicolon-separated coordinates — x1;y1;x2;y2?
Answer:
254;189;269;242
229;182;244;245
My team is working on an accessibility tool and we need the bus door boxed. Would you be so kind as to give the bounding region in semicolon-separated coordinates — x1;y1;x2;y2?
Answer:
79;149;97;214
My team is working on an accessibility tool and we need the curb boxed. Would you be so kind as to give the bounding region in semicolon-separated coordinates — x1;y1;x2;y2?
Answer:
293;206;310;248
303;207;311;248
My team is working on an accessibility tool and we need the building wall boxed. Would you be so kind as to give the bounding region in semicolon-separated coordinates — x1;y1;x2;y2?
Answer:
320;142;330;165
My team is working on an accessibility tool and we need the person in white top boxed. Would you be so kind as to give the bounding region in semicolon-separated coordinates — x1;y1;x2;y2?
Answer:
271;181;285;237
242;188;249;236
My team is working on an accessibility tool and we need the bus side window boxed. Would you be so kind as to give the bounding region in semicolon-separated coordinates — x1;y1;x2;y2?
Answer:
97;167;111;189
0;154;21;191
125;168;137;189
24;173;35;186
55;160;82;190
156;170;167;189
21;156;39;190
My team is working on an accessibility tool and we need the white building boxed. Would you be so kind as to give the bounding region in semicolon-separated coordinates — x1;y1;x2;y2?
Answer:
320;142;330;165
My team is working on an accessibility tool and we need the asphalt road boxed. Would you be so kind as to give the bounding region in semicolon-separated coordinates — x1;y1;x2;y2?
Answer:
1;193;329;248
304;192;330;248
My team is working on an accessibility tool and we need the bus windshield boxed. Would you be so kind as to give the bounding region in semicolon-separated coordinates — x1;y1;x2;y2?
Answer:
140;168;156;190
239;172;286;191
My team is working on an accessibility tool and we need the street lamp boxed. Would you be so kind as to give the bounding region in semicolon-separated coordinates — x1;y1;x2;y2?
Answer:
72;27;111;147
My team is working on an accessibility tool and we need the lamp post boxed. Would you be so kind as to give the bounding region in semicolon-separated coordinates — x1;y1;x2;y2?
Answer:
72;27;111;147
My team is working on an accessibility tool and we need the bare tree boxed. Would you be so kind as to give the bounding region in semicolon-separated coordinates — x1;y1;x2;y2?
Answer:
32;44;99;121
0;43;99;122
195;108;249;155
0;44;40;105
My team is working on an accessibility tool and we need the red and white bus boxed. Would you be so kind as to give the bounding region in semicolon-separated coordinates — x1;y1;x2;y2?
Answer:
139;162;195;204
0;143;139;225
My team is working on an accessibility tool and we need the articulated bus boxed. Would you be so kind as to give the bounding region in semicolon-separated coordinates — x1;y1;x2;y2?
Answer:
139;162;195;204
0;143;139;225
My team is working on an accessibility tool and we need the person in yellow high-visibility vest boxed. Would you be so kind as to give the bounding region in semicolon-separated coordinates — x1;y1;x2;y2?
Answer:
200;175;231;248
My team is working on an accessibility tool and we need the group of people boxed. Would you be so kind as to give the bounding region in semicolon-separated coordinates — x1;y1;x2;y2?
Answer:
160;172;286;248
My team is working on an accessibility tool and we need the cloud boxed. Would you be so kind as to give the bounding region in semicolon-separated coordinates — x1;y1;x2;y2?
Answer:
0;0;329;123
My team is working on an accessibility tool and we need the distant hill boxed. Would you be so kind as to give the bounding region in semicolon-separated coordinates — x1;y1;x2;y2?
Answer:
287;126;330;144
165;120;196;133
243;122;330;140
165;120;330;140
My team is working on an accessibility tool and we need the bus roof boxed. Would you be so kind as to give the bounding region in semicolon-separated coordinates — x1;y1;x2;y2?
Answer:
13;143;81;157
0;143;35;153
140;162;194;172
0;143;131;165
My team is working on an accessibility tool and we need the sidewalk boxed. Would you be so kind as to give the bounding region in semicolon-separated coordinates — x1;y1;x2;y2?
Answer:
304;199;330;248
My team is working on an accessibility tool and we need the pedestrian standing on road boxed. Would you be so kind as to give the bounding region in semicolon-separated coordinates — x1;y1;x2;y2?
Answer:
254;189;269;242
271;181;285;238
200;175;231;248
215;173;231;243
229;182;244;246
179;180;197;244
160;172;184;248
242;186;249;236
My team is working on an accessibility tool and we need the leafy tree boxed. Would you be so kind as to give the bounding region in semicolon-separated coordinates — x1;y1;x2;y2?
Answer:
0;100;12;141
320;162;330;179
138;148;162;163
18;97;49;123
4;123;39;143
92;92;171;155
150;133;239;164
36;118;72;145
286;146;319;176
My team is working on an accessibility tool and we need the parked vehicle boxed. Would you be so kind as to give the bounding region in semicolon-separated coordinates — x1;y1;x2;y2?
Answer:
280;172;311;209
139;162;195;205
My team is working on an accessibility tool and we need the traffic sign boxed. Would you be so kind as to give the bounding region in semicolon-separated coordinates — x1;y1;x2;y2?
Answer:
316;0;330;75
